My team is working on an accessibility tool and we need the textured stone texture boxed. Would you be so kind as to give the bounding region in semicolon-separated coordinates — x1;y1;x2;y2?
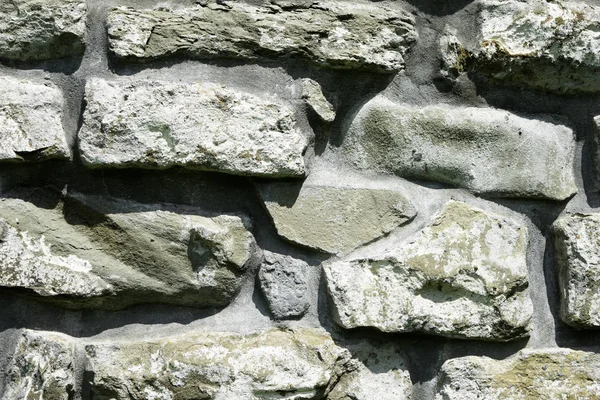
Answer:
106;2;417;72
301;78;336;123
324;201;532;341
0;76;70;162
85;328;347;400
3;330;76;400
470;0;600;94
553;213;600;328
0;189;258;309
437;348;600;399
79;78;308;177
344;96;577;200
0;0;86;62
258;182;416;254
259;251;310;320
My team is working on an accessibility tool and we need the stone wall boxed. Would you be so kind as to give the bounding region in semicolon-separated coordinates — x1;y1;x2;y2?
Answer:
1;0;600;399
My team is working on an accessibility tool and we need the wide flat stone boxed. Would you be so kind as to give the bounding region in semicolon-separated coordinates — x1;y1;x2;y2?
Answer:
0;188;259;309
437;348;600;399
344;96;577;200
0;0;86;61
324;201;532;341
79;78;308;177
0;75;70;162
553;213;600;328
258;182;416;254
106;2;417;73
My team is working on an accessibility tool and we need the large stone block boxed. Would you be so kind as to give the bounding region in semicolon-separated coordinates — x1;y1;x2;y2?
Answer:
344;96;577;200
553;213;600;328
79;78;308;177
437;349;600;399
324;201;532;341
0;189;259;309
0;0;86;62
258;181;416;254
0;75;70;162
106;2;417;73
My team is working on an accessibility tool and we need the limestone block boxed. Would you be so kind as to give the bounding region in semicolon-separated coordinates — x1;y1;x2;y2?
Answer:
258;181;416;254
553;213;600;328
79;78;308;177
0;0;86;61
0;75;70;162
0;189;259;309
106;2;417;72
259;251;310;320
301;78;336;123
437;348;600;399
324;201;532;341
344;96;577;200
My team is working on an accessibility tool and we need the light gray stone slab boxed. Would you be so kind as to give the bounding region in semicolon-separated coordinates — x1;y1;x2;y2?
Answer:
324;201;532;341
79;78;308;177
106;2;417;73
344;96;577;200
0;75;70;162
301;78;336;123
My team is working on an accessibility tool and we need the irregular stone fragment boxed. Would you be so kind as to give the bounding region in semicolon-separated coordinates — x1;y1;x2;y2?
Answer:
0;76;70;162
259;251;310;319
327;341;412;400
79;78;308;177
0;0;86;62
258;181;416;254
0;188;259;309
106;2;417;72
3;330;77;400
324;201;532;341
462;0;600;94
436;348;600;399
85;328;347;400
439;29;471;82
553;213;600;328
301;78;336;123
344;96;577;200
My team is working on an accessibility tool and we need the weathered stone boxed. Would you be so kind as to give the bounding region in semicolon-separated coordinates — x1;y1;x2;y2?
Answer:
85;328;347;400
106;2;417;72
553;213;600;328
259;251;310;320
326;341;412;400
301;78;336;123
0;76;70;162
439;29;470;82
324;201;532;341
453;0;600;94
0;0;86;62
437;348;600;399
344;96;577;201
258;181;416;254
0;189;259;309
3;330;76;400
79;78;308;177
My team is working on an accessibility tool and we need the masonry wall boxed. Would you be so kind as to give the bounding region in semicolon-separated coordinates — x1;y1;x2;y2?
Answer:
2;0;600;399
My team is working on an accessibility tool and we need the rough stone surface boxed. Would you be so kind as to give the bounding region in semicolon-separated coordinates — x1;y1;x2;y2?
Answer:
0;76;70;162
79;77;308;177
344;96;577;200
106;2;417;72
0;189;259;309
259;251;310;320
437;348;600;399
3;330;76;400
301;78;336;123
553;213;600;328
85;328;347;400
467;0;600;94
0;0;86;62
258;181;416;254
324;201;532;341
